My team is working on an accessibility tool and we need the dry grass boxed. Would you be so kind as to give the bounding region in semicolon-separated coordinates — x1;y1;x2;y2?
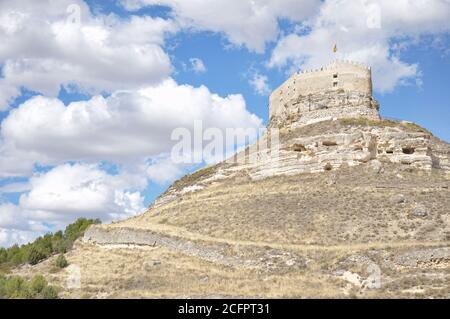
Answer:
123;164;450;246
14;239;449;298
15;243;345;298
280;118;434;142
339;118;433;135
12;120;449;299
171;165;218;191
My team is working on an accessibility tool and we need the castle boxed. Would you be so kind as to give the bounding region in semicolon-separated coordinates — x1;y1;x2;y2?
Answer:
269;60;380;128
81;61;450;300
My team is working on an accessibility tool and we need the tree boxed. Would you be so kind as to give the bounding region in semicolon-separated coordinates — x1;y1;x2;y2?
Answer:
1;217;101;268
52;231;65;253
27;246;47;265
55;254;68;269
30;275;48;296
7;245;25;266
0;275;6;298
0;275;59;299
40;285;58;299
4;276;32;299
0;248;7;263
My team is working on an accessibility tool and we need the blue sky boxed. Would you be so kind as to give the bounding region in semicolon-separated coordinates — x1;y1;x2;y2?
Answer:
0;0;449;247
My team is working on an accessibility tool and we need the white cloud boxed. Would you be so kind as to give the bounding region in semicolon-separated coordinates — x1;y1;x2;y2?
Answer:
146;156;185;184
0;78;262;176
0;181;30;194
268;0;450;93
0;228;40;248
189;58;207;73
0;0;278;247
249;72;271;96
118;0;450;92
0;203;26;229
119;0;321;52
0;0;176;110
19;163;146;222
0;74;262;246
0;80;19;110
0;162;147;247
0;203;49;247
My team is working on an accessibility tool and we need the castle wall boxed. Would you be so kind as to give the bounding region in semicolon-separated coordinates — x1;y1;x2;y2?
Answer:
269;61;378;127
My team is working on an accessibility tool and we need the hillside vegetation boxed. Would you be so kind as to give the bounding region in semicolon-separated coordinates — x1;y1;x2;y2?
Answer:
0;218;100;271
0;274;58;299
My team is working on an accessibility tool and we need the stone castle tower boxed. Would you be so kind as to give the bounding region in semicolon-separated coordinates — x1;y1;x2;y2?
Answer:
269;60;380;128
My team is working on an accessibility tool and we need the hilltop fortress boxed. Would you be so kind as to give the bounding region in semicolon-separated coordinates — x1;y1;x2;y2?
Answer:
269;60;380;128
69;59;450;299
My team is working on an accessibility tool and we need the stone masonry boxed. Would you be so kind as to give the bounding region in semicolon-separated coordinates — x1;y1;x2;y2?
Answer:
269;60;380;128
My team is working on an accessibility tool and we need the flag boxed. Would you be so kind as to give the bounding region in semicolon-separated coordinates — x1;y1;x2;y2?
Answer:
333;44;337;53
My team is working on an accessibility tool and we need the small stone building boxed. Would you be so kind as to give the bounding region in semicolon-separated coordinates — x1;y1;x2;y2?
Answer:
269;60;380;128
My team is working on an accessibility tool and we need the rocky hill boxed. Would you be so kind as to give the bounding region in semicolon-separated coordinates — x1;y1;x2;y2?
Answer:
14;62;450;298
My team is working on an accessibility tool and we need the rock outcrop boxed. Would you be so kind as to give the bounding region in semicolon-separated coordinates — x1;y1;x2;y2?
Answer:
72;60;450;299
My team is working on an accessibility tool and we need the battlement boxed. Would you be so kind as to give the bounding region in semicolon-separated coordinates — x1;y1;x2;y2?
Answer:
296;59;371;76
269;60;379;128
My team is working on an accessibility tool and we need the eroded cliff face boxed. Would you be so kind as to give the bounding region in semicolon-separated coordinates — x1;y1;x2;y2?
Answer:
269;91;380;128
84;118;450;243
149;119;448;191
71;118;450;298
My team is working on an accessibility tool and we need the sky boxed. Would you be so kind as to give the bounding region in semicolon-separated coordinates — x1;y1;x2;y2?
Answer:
0;0;449;247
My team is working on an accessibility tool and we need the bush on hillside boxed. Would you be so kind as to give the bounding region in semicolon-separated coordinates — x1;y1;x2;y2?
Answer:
27;247;47;266
55;254;68;269
0;217;101;268
0;274;58;299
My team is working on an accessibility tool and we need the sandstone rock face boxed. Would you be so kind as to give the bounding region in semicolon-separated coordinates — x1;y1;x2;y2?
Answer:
136;60;450;212
394;248;450;267
205;120;449;183
83;226;306;270
269;91;380;128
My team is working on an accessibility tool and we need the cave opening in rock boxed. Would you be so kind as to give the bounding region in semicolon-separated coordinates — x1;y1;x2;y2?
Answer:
322;140;338;146
402;146;415;154
293;144;306;152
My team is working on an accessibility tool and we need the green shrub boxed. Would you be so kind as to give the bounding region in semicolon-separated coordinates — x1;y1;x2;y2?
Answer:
30;275;48;295
55;254;68;269
7;245;25;265
1;217;101;268
0;275;58;299
0;275;6;298
4;276;31;299
40;285;58;299
27;247;47;265
64;218;101;244
0;248;7;263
